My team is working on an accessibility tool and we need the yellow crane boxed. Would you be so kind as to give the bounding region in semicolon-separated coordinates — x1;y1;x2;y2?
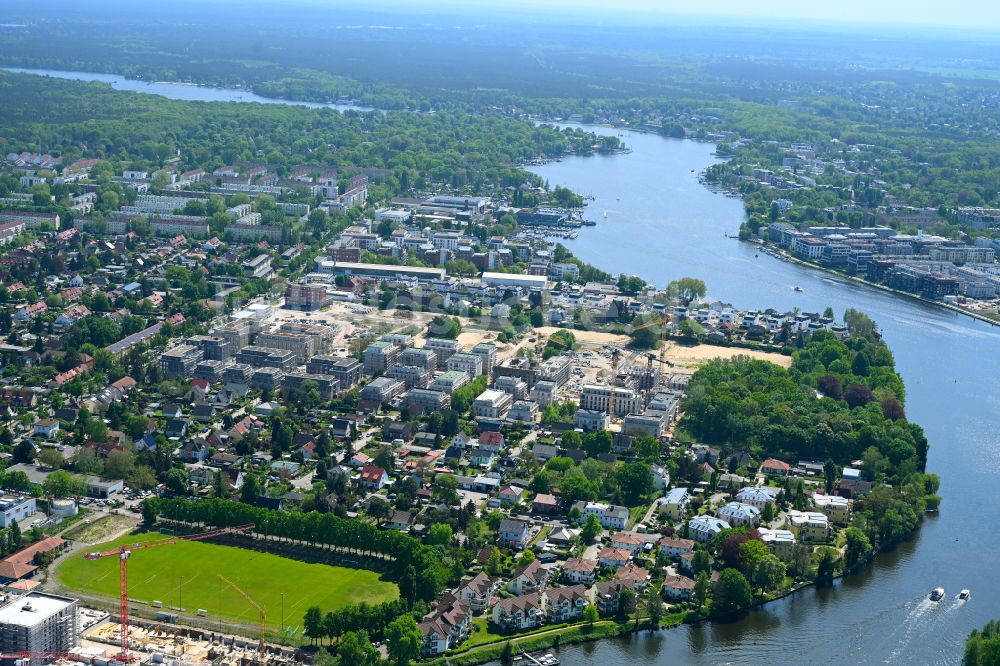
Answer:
218;575;267;665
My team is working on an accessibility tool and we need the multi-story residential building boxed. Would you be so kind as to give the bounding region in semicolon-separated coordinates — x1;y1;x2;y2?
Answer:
150;217;210;237
423;338;460;367
284;283;331;311
306;356;363;387
254;331;319;364
212;319;254;352
811;494;851;524
235;346;296;371
400;347;438;371
447;353;483;378
528;380;557;408
659;487;691;521
538;354;572;387
242;254;273;279
622;413;664;439
735;486;780;510
492;593;543;632
657;536;695;559
402;388;451;414
561;558;598;585
386;364;432;389
507;400;539;424
498;519;531;548
187;335;234;362
718;501;761;527
470;342;497;376
282;372;339;399
221;363;253;386
159;344;203;378
360;377;405;404
579;384;643;416
250;367;285;391
786;510;830;542
0;592;78;662
543;585;590;623
473;389;513;418
429;370;470;394
758;527;797;560
506;560;549;596
363;340;399;374
573;409;609;431
493;375;528;400
418;598;471;657
688;515;731;543
574;502;629;530
453;573;498;613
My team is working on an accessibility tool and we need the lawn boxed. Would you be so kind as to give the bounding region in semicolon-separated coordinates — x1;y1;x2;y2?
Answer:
57;532;397;632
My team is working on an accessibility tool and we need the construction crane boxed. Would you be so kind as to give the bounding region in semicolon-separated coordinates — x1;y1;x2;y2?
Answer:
84;524;255;663
218;574;266;665
608;347;623;423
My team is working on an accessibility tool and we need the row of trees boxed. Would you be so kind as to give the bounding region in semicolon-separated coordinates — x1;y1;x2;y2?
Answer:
144;498;444;601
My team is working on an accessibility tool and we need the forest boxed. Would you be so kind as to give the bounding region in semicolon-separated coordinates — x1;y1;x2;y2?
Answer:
0;70;620;195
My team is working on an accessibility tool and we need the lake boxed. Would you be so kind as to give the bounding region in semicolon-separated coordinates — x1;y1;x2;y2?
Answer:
525;126;1000;664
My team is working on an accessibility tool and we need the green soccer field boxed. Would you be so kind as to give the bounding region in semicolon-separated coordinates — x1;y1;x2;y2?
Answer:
56;532;397;632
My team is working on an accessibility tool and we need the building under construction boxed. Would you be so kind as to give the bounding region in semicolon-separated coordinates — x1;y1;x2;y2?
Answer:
0;592;78;664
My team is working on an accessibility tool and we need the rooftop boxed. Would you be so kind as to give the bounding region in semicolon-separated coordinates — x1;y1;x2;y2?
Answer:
0;593;75;627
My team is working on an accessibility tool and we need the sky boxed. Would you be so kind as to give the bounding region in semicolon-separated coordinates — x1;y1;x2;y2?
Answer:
334;0;1000;30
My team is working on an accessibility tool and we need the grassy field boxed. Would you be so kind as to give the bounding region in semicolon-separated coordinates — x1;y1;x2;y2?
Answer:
57;532;397;632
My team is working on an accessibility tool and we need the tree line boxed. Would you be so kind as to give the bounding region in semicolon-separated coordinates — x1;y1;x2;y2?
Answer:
144;498;444;601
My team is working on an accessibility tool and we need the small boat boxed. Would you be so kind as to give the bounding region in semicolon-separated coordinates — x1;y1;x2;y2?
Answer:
793;286;804;292
930;587;945;601
959;589;970;600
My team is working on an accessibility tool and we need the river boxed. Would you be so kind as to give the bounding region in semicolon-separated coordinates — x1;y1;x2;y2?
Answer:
1;67;372;111
525;127;1000;664
5;66;997;663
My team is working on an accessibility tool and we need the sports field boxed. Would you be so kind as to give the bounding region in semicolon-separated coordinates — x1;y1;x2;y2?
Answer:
57;532;397;632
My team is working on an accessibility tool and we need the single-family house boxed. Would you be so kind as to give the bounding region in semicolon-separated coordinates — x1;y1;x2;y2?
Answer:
33;419;59;439
386;509;415;531
497;485;523;506
498;518;531;548
760;458;792;476
359;465;389;490
532;493;559;515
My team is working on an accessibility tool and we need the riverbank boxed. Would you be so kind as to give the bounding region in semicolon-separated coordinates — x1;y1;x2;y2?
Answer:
427;613;687;666
750;240;1000;328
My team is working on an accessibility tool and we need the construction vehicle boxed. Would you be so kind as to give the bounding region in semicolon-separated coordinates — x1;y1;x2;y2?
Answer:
218;575;266;665
84;524;255;662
